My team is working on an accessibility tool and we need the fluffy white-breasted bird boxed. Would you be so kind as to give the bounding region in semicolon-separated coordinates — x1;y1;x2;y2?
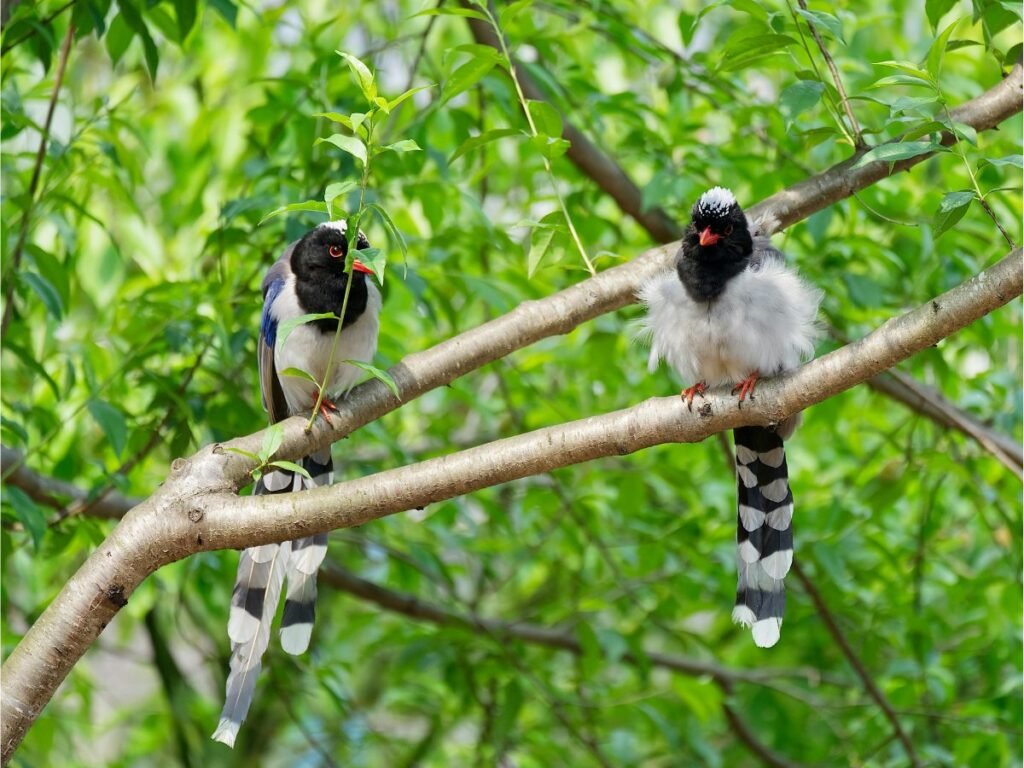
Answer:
640;187;821;648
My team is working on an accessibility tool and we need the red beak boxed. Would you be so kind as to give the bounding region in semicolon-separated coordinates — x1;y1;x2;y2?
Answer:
351;259;373;275
699;226;721;247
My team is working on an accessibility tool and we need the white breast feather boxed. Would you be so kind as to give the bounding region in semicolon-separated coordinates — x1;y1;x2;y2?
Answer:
639;261;821;387
271;276;383;415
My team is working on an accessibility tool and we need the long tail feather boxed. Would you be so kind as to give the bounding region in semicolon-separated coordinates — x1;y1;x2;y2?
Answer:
280;449;332;655
213;468;297;747
731;426;794;648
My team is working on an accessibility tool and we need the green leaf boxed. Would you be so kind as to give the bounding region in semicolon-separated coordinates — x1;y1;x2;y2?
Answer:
852;140;944;168
926;0;958;31
527;100;563;138
278;312;339;346
20;272;64;320
222;447;262;462
116;0;159;79
352;246;387;284
4;486;46;550
530;134;571;160
324;181;358;217
172;0;196;40
207;0;237;26
940;190;976;211
926;21;957;80
978;155;1024;170
869;74;937;89
933;197;971;238
280;367;319;384
366;203;407;264
344;360;400;398
527;225;558;277
260;424;284;462
337;51;377;101
386;84;433;112
442;56;497;103
259;200;329;225
317;133;368;166
380;139;422;154
796;8;845;43
4;341;61;400
780;80;825;119
88;399;128;457
450;128;525;163
268;460;312;480
718;34;799;72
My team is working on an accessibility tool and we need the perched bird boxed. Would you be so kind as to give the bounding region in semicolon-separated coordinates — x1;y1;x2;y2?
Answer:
213;220;382;746
640;187;820;648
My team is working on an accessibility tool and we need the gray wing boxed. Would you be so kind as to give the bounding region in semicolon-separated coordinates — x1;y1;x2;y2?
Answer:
747;213;786;270
258;245;294;424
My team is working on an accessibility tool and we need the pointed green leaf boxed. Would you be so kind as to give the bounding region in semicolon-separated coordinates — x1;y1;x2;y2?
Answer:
259;200;328;225
325;181;358;216
20;271;64;320
280;367;319;384
939;190;975;212
278;312;339;346
260;424;284;462
317;134;367;165
527;226;558;277
380;139;422;154
222;447;262;462
450;128;525;163
780;80;825;119
344;360;400;398
268;460;312;480
442;56;497;103
387;84;433;112
88;399;128;457
366;203;407;264
852;141;944;168
796;8;845;43
932;198;970;238
338;51;377;101
352;246;387;285
978;155;1024;170
4;486;47;550
926;21;958;80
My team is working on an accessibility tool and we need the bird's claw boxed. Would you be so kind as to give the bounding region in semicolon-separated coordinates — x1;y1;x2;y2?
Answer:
313;396;339;425
731;372;760;406
681;382;708;411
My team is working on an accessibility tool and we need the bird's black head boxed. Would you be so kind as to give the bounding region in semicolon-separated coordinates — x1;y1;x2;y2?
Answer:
676;187;753;302
291;221;373;331
291;221;372;281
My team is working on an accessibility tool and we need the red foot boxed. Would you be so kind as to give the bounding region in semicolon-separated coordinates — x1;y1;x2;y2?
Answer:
313;395;339;425
732;372;760;405
681;382;708;411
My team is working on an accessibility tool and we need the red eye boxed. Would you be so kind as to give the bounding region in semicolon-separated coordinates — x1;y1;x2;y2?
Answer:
328;245;344;259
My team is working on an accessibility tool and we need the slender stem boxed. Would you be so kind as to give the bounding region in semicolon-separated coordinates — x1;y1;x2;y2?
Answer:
307;119;374;431
796;0;864;147
479;3;596;275
1;21;75;339
940;102;1016;248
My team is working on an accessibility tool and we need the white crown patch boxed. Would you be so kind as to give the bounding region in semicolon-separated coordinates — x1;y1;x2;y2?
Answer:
696;186;737;216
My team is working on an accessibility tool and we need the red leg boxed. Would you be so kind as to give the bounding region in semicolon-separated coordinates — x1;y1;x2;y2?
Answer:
731;372;760;404
312;394;339;425
680;381;707;411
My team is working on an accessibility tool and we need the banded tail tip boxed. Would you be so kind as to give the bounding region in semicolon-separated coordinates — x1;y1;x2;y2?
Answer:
731;606;782;648
280;623;313;655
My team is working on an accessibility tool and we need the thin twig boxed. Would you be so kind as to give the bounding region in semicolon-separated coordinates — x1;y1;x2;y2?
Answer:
795;0;863;147
0;0;75;55
1;21;75;338
792;561;922;767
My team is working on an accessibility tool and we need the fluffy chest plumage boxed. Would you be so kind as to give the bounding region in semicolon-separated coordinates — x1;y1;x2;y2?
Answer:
270;276;382;413
640;261;821;387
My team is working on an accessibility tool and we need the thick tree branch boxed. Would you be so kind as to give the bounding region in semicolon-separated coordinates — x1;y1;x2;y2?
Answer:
2;243;1018;762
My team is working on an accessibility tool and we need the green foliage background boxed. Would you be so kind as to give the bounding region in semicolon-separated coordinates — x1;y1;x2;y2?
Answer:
1;0;1021;765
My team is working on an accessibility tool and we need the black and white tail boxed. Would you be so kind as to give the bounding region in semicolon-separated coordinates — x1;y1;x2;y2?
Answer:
731;426;794;648
212;448;332;747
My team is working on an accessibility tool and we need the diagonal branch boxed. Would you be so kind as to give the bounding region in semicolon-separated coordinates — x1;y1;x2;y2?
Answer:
2;245;1018;762
792;561;921;767
795;0;863;147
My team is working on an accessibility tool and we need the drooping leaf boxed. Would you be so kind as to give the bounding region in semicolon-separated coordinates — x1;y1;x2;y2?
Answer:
852;140;945;168
316;133;368;166
343;360;400;398
87;399;128;457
